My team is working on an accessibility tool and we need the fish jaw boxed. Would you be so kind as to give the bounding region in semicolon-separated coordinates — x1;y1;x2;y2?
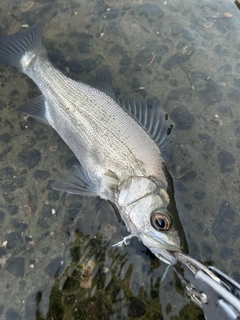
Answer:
141;231;179;264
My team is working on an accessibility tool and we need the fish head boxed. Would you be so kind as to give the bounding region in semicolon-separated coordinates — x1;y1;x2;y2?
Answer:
118;176;187;264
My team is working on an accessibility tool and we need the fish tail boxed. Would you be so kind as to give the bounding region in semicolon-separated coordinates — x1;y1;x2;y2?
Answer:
0;21;44;72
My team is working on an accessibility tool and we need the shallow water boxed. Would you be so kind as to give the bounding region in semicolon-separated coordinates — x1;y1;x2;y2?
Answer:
0;0;240;319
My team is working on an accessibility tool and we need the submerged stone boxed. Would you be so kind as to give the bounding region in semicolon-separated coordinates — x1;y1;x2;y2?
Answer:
218;150;235;173
33;170;50;180
18;149;41;169
128;298;146;317
44;257;65;278
212;201;238;244
170;106;195;130
6;257;25;278
136;4;163;19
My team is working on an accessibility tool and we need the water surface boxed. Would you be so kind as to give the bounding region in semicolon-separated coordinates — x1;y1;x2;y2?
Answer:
0;0;239;319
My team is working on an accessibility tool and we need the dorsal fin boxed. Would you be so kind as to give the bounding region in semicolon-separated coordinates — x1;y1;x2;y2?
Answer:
85;67;117;102
118;98;174;152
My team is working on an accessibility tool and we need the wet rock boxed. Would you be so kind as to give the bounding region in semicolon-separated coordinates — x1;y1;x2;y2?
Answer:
1;181;16;192
167;88;193;102
110;44;124;55
170;79;177;86
184;202;192;211
170;106;195;130
233;78;240;89
227;89;240;102
64;294;76;306
80;59;96;73
0;304;3;315
218;150;235;173
191;71;208;80
0;133;12;143
0;166;15;178
6;257;25;278
217;106;232;118
145;40;168;56
202;241;212;261
40;204;53;218
7;205;18;216
63;207;82;227
235;63;240;73
48;48;61;63
15;176;26;188
48;190;60;201
163;52;192;70
212;201;238;244
135;48;153;65
193;191;206;200
214;44;230;56
198;134;214;152
69;58;96;73
217;64;232;74
127;298;146;317
68;59;84;73
105;8;119;19
33;170;50;180
77;33;93;54
198;80;223;105
215;20;227;34
71;246;80;262
18;149;41;169
5;232;24;249
136;4;163;19
0;100;5;110
0;210;5;221
0;247;6;258
37;218;50;229
174;180;187;192
11;219;28;232
179;171;197;182
236;140;240;149
0;146;12;160
44;257;65;278
232;271;240;283
169;22;184;37
120;54;132;66
220;246;234;260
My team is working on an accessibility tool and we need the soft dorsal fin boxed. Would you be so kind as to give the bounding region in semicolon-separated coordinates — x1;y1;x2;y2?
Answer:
85;67;117;102
118;99;174;152
52;164;99;197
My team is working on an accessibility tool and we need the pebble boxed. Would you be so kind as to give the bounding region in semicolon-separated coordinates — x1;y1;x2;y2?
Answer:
6;257;25;278
170;106;195;130
18;149;41;169
217;150;235;173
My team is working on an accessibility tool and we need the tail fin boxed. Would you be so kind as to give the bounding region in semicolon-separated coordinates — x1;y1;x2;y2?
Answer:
0;21;43;72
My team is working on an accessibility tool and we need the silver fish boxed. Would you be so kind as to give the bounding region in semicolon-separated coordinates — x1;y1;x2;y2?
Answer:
0;22;186;264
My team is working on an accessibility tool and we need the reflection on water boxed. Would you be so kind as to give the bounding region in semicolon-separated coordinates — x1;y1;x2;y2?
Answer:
0;0;240;318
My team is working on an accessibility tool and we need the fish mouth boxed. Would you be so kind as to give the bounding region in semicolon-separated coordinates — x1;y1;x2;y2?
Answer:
143;230;180;264
151;248;178;265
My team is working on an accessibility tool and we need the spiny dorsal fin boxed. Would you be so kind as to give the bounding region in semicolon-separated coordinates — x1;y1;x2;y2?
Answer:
85;67;117;102
118;98;173;152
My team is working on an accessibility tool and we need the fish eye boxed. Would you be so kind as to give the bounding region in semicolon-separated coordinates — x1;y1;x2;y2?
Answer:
151;211;171;231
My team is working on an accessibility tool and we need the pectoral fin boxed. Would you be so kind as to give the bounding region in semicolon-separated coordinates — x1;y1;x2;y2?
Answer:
52;164;99;197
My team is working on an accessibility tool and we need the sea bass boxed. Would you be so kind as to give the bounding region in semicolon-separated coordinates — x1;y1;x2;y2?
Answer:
0;22;186;264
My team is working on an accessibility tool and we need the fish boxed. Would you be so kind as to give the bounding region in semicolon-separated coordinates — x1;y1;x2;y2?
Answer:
0;22;187;264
